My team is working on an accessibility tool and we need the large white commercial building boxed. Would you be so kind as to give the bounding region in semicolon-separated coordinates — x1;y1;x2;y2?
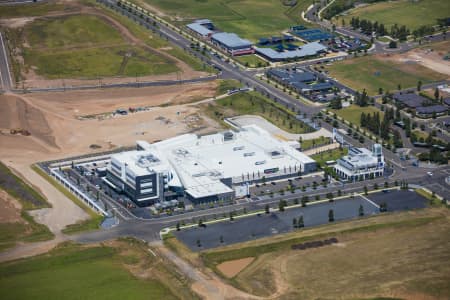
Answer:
334;144;385;181
106;125;316;206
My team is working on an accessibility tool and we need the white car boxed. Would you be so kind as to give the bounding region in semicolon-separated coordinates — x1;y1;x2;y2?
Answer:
427;172;433;176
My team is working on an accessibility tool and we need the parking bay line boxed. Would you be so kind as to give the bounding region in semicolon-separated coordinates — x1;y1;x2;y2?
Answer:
359;194;380;209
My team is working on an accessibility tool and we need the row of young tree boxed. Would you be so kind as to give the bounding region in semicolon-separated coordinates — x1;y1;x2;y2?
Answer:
322;0;385;20
350;17;410;41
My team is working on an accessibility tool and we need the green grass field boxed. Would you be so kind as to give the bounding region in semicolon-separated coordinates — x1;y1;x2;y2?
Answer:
338;0;449;31
94;0;213;73
332;104;383;126
202;91;312;133
0;162;54;250
311;147;348;167
145;0;314;41
235;55;268;68
0;1;65;17
0;240;189;300
23;45;177;79
325;55;446;95
26;15;124;49
9;14;180;79
0;211;54;251
215;79;242;94
300;136;331;150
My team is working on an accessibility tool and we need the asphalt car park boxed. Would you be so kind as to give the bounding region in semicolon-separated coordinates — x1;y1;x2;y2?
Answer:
368;190;428;211
175;190;428;251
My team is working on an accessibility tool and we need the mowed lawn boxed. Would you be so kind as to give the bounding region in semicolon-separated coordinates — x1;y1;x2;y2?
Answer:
202;208;450;299
235;54;268;67
203;91;312;133
311;147;348;167
0;243;179;300
338;0;449;31
326;55;446;95
332;104;383;126
147;0;314;41
14;15;178;79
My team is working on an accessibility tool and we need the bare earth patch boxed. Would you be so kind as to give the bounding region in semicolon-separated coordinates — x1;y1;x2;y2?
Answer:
0;17;36;28
217;257;255;278
0;81;220;237
386;41;450;77
0;189;23;224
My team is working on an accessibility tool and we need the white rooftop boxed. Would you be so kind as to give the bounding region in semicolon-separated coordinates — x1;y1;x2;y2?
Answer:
115;125;315;199
339;147;379;169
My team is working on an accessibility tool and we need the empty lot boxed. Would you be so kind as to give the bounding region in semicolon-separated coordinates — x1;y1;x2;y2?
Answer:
325;54;447;95
198;206;449;299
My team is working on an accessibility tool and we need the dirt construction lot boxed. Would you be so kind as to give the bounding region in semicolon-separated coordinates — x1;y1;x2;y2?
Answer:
0;81;220;234
390;40;450;77
217;257;255;278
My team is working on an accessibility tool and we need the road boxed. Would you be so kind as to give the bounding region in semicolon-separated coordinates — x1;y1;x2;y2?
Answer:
303;0;448;55
0;32;13;91
0;0;45;5
72;164;450;245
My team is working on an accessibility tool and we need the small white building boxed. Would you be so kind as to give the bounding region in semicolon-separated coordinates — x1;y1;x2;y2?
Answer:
334;144;384;181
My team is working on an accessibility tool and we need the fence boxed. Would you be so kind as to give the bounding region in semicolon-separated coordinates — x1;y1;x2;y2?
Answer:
50;169;108;216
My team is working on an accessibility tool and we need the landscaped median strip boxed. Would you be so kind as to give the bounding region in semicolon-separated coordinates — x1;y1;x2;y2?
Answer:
160;186;402;237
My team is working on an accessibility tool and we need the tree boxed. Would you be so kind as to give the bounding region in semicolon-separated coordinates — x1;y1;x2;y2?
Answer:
326;192;334;201
330;98;342;109
301;196;308;207
265;204;270;214
389;40;397;48
434;88;440;100
328;209;335;222
359;204;364;216
298;215;304;228
278;200;286;212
